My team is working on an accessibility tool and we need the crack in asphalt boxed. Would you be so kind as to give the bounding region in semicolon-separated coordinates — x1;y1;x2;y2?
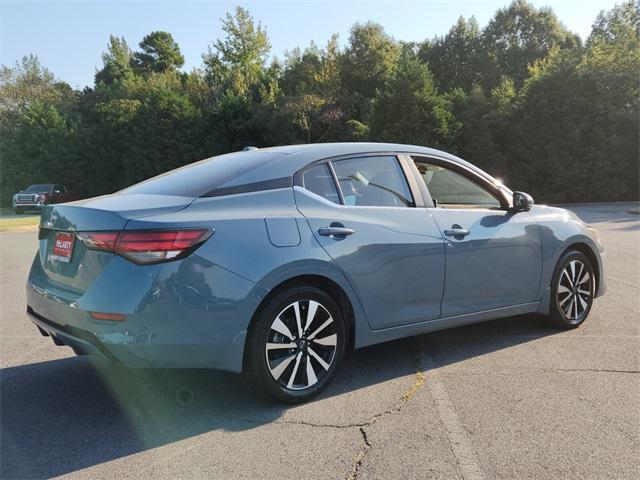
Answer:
341;359;426;479
269;348;429;480
341;366;426;480
231;353;430;480
239;345;640;479
266;357;430;432
345;427;371;480
438;368;640;377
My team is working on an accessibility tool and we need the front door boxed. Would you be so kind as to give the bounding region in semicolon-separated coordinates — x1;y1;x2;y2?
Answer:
412;157;543;317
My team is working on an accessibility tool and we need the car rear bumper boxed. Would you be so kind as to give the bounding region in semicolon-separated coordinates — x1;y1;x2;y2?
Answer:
26;254;269;372
27;306;117;362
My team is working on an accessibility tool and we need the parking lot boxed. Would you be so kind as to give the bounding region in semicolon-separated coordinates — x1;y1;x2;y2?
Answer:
1;203;638;479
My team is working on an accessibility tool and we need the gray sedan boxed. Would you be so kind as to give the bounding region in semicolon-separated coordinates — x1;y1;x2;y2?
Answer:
26;143;605;403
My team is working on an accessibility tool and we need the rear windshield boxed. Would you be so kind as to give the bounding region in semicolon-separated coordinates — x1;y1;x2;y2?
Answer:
119;151;287;197
24;184;52;193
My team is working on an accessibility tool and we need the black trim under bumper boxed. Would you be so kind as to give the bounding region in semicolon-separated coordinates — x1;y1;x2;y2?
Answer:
26;307;119;363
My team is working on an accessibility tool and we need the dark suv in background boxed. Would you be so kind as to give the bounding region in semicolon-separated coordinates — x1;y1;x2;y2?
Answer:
12;184;74;214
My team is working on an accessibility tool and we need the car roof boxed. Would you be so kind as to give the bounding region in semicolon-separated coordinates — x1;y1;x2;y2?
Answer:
223;142;497;187
120;142;507;198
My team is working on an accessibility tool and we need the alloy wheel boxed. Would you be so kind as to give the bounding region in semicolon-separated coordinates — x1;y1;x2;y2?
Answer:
556;259;593;323
265;300;338;391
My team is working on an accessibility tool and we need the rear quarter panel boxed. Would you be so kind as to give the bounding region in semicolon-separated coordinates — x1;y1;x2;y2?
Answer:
124;188;371;351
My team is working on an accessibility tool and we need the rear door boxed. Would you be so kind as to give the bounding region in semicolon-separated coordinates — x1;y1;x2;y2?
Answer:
411;156;542;317
294;154;445;330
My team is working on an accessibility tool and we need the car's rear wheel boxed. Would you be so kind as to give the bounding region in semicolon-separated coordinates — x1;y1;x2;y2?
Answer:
246;285;346;403
549;250;595;328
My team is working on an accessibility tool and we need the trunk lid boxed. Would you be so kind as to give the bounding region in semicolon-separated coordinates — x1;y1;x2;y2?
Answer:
35;194;194;295
40;194;195;232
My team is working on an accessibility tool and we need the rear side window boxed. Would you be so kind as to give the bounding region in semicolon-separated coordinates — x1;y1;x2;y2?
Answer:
120;151;285;197
302;164;340;204
331;156;414;207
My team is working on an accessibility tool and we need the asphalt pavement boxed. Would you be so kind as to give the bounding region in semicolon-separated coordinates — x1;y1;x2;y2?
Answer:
1;203;638;479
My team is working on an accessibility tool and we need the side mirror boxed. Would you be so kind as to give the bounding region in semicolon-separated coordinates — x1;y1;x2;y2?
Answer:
512;191;534;212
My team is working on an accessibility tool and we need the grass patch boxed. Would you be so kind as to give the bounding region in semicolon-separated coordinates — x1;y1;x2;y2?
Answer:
0;215;40;231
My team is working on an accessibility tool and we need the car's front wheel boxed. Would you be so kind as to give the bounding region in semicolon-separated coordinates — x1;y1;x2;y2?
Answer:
548;250;595;328
14;207;24;214
246;285;346;403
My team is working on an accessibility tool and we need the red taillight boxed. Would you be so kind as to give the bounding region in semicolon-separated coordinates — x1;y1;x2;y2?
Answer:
78;229;211;265
116;229;210;264
116;230;207;251
76;232;119;251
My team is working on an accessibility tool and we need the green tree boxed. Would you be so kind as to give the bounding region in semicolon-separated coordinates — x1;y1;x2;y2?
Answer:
482;0;581;88
370;53;454;148
340;22;401;121
95;36;134;85
89;70;208;189
279;36;345;143
451;74;519;175
589;0;640;44
199;7;285;150
581;0;640;96
0;55;73;116
2;4;639;207
420;16;487;92
133;31;185;75
203;6;271;99
0;57;80;205
505;46;638;201
0;102;81;203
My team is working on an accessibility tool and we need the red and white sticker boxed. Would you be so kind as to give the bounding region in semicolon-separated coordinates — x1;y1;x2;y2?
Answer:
52;232;75;263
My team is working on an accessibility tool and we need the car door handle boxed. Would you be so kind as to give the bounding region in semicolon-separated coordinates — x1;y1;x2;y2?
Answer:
443;227;470;237
318;226;355;238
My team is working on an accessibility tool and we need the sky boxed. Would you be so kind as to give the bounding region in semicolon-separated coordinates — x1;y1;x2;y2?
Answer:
0;0;620;89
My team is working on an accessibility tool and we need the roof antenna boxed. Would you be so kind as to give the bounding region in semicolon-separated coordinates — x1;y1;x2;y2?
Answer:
242;146;258;151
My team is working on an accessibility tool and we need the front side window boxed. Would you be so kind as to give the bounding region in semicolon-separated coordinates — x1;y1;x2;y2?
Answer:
302;164;340;204
414;160;501;209
331;156;414;207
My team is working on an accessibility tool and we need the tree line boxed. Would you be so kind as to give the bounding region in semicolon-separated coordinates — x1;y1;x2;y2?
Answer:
0;0;638;206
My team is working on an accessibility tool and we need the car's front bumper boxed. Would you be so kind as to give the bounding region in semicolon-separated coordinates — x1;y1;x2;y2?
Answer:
12;202;43;210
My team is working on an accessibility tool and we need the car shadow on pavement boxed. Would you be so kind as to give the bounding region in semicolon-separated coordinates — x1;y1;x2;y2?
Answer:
0;314;559;478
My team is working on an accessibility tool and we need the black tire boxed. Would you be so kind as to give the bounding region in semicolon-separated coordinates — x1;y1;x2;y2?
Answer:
548;250;595;328
246;285;346;403
14;208;24;214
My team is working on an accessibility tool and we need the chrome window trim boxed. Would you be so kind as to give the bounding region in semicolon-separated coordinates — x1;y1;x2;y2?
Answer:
295;152;418;210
